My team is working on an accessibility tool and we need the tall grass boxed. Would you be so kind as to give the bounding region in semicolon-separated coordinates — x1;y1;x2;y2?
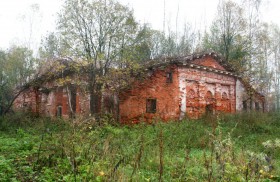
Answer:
0;112;279;181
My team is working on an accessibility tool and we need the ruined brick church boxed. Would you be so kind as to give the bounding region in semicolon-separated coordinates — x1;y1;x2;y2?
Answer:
13;52;265;122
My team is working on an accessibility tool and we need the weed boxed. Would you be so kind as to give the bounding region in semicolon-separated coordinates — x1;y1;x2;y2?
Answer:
0;112;279;181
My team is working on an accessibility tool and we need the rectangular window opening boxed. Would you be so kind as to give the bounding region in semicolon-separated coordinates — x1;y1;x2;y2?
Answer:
242;101;247;111
23;102;28;107
146;98;157;113
206;104;214;115
166;72;173;83
255;102;260;111
70;86;77;114
57;105;62;117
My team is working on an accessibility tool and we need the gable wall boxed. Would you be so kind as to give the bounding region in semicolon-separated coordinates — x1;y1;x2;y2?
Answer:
179;66;236;119
191;55;226;70
118;59;238;122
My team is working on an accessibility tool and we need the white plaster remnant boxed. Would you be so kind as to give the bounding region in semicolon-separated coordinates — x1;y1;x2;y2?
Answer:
179;69;187;119
236;79;245;111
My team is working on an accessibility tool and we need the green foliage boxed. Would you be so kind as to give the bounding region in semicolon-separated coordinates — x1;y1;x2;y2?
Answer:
39;32;66;60
202;0;248;72
0;46;36;115
0;113;280;181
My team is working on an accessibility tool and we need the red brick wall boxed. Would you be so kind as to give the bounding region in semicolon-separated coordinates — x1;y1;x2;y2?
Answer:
191;55;226;70
13;88;39;114
53;87;70;117
13;83;91;118
119;58;238;122
14;55;265;121
119;65;180;123
178;64;236;119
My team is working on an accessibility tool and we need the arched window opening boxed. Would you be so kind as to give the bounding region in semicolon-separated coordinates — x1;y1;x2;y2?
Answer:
205;91;214;103
222;92;228;100
187;89;195;99
205;91;215;115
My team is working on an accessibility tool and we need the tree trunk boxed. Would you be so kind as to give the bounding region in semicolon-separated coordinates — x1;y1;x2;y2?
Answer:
3;86;29;115
116;92;120;122
88;64;99;116
34;87;40;117
89;88;97;115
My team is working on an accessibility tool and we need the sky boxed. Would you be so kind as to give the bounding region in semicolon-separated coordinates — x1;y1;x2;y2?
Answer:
0;0;279;53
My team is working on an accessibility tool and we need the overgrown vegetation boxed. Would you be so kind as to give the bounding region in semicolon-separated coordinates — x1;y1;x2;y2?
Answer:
2;0;280;115
0;112;279;181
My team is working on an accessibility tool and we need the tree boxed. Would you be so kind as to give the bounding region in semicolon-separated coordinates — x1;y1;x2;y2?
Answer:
0;50;8;115
57;0;141;114
202;0;248;73
19;4;42;52
251;23;272;94
0;46;36;115
269;24;280;111
177;23;196;56
39;32;63;60
144;23;196;59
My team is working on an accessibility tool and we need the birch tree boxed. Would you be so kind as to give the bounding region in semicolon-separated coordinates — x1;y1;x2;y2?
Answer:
270;25;280;110
202;0;248;73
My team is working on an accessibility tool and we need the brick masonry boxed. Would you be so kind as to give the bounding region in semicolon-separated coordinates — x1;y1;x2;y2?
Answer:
13;53;265;122
119;55;264;122
119;65;180;123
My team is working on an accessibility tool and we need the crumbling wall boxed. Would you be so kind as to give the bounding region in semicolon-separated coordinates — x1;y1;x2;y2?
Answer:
119;65;180;123
179;66;236;119
220;85;231;112
13;88;39;114
13;80;92;118
191;55;226;70
46;85;91;118
184;81;199;119
119;57;238;122
13;54;265;121
236;79;246;111
236;79;265;112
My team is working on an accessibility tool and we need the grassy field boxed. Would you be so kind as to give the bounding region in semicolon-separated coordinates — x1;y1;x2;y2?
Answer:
0;112;279;181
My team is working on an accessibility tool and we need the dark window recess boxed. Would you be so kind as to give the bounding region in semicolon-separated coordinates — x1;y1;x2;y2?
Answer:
255;102;260;111
243;101;247;111
70;86;76;114
146;99;157;113
166;72;173;83
57;105;62;117
206;104;214;115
